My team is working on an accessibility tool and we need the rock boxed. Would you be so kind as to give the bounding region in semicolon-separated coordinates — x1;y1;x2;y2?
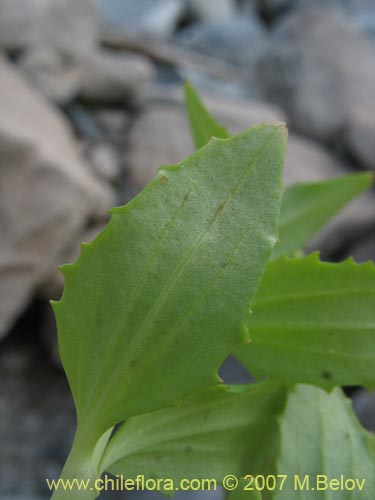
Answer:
79;49;154;103
258;7;375;170
284;135;347;184
251;0;294;19
0;0;41;50
0;57;113;339
344;234;375;263
86;143;121;181
346;106;375;173
177;15;267;70
203;93;287;133
187;0;236;22
284;135;375;258
353;389;375;431
296;0;375;39
0;0;99;53
0;330;75;496
18;48;82;104
127;103;192;190
94;109;131;144
177;68;254;100
98;0;185;39
64;103;103;143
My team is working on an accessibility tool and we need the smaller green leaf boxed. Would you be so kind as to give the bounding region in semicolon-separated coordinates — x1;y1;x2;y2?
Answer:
184;81;229;149
100;382;286;487
228;479;262;500
272;172;373;260
273;385;375;500
235;253;375;389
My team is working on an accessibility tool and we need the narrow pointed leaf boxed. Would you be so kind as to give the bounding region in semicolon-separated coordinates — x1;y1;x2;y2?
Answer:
101;383;286;489
273;385;375;499
184;81;229;149
234;253;375;389
272;173;373;260
54;124;286;438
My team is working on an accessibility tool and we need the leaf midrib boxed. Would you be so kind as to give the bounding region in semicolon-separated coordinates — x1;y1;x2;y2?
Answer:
83;129;277;426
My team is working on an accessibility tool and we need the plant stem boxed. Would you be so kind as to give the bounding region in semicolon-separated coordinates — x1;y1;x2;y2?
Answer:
49;426;105;500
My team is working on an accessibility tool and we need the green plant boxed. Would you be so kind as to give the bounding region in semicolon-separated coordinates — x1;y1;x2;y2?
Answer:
50;83;375;500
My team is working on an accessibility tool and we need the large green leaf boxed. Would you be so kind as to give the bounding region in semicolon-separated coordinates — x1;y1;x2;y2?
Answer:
272;173;373;260
273;385;375;500
101;382;286;488
234;253;375;389
184;81;229;149
53;123;286;441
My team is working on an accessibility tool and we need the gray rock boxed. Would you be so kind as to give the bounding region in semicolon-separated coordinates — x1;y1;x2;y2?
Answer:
0;0;42;50
186;0;236;22
98;0;185;39
86;143;121;181
0;0;100;53
284;135;348;184
296;0;375;39
344;234;375;263
177;68;255;100
0;57;113;339
353;389;375;431
284;135;375;258
177;16;267;70
0;334;75;496
346;106;375;174
251;0;294;18
127;102;192;191
18;48;82;104
94;109;132;144
79;49;154;103
258;7;375;170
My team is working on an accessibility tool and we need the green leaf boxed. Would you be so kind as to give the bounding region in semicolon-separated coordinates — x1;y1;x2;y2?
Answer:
228;479;263;500
272;173;373;260
184;81;229;149
273;385;375;500
53;123;286;441
234;253;375;389
101;382;286;489
183;83;373;260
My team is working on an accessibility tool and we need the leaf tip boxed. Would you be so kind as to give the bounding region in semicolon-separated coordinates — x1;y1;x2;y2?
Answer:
241;322;251;344
59;263;74;277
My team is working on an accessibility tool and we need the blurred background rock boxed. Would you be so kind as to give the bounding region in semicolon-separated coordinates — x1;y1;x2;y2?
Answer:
0;0;374;498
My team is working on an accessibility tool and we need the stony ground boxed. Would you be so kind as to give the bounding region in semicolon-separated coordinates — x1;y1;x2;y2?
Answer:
0;0;374;498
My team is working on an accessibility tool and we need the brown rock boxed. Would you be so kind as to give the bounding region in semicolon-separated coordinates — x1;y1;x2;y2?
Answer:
0;57;113;338
79;49;154;103
0;0;100;53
